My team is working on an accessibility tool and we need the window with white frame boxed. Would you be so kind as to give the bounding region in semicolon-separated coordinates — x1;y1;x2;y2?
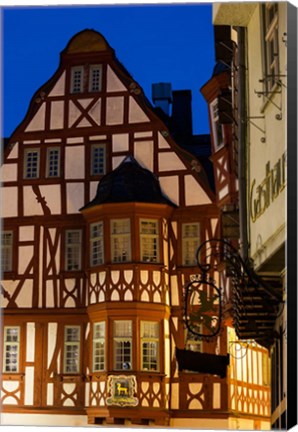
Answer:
46;147;60;178
93;322;106;372
71;66;84;93
3;327;20;373
113;320;132;370
141;321;159;371
90;222;104;266
65;230;82;271
111;219;131;263
140;219;159;263
262;3;279;92
64;326;80;373
24;149;40;179
91;144;106;176
210;99;224;151
89;64;102;92
182;223;200;266
1;231;13;272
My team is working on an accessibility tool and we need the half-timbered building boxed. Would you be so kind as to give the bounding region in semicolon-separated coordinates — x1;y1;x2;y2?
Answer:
1;29;270;429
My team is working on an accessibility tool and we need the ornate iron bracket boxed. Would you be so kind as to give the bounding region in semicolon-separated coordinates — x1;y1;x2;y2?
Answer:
184;239;283;347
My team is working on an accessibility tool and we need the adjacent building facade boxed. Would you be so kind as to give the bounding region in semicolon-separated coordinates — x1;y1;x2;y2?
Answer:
211;2;289;429
1;28;271;429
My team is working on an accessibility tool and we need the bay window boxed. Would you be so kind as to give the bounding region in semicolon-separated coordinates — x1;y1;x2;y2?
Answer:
140;219;159;263
111;219;131;263
113;320;132;370
90;222;104;266
141;321;159;371
93;322;106;372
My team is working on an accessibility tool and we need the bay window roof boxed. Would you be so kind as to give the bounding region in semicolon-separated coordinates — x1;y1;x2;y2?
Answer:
81;155;176;210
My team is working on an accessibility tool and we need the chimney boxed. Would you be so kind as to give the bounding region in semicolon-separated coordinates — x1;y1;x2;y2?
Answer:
171;90;193;139
152;83;172;116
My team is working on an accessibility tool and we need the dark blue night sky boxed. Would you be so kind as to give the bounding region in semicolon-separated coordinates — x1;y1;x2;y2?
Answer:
2;4;215;138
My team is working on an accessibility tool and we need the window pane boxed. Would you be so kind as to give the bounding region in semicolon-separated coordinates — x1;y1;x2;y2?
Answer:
182;223;200;266
24;150;39;179
113;321;132;370
111;219;131;262
93;322;105;372
66;230;81;270
91;145;105;175
71;67;83;93
64;327;80;373
47;148;60;177
89;65;102;92
1;231;13;272
141;321;159;371
4;327;20;373
90;222;104;266
140;220;159;263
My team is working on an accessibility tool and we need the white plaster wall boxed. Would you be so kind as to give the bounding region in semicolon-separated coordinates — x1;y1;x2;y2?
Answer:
158;132;171;149
1;187;18;217
159;176;179;205
106;96;124;125
23;186;44;216
112;133;129;152
129;97;149;123
65;146;85;179
50;101;64;129
39;185;61;214
26;323;35;362
158;152;186;172
19;225;34;242
88;99;101;125
134;141;154;172
1;164;17;182
49;72;65;96
107;65;126;92
25;103;46;132
15;280;33;308
184;175;211;205
6;142;19;159
66;183;84;214
24;366;34;405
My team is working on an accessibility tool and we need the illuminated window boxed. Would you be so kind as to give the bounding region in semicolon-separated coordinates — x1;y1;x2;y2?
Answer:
113;320;132;370
140;219;159;263
111;219;131;263
1;231;13;272
141;321;159;371
90;222;104;266
210;99;224;151
3;327;20;373
91;144;106;176
46;147;60;178
65;230;82;271
89;65;102;92
182;223;200;266
71;66;84;93
93;322;105;372
64;326;80;373
262;3;279;92
24;149;40;179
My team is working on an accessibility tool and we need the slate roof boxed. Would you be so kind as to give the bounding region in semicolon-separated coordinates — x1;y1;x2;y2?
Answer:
81;155;176;210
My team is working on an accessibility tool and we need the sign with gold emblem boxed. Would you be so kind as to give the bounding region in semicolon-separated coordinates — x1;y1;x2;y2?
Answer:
106;375;138;407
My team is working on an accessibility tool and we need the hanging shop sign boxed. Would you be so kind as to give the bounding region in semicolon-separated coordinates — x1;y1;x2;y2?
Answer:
106;375;139;407
250;152;286;222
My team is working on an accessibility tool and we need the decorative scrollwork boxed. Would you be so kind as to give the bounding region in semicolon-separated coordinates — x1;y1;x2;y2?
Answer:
184;239;283;345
